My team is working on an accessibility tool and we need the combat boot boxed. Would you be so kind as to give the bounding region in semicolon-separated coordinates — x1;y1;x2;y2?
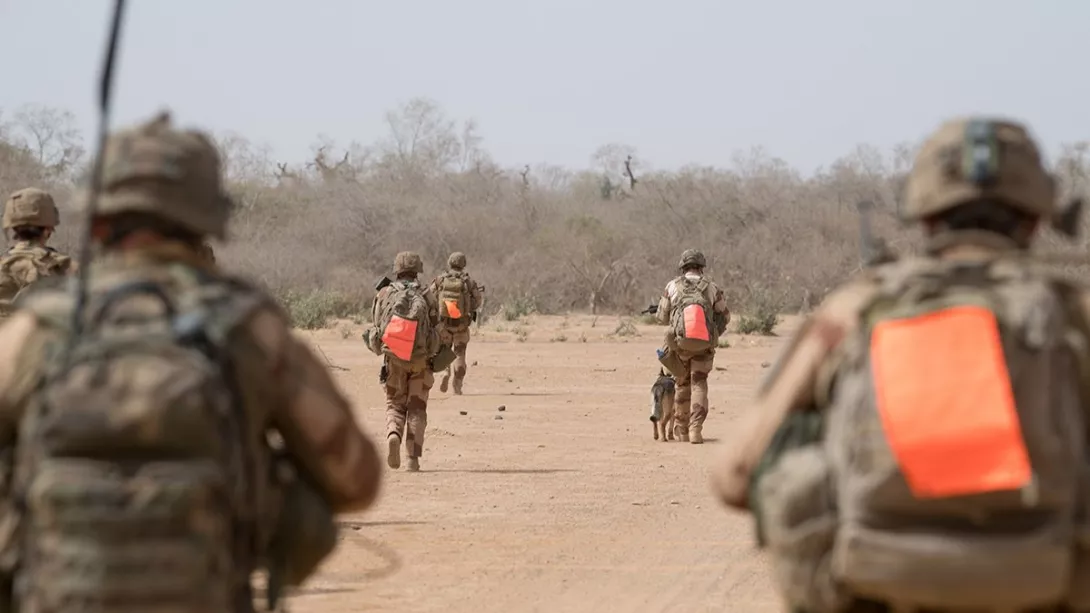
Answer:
674;424;689;443
439;375;450;393
387;434;401;469
690;426;703;444
407;457;420;472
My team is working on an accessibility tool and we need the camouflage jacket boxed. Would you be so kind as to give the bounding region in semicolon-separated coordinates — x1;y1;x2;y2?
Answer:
371;276;440;330
656;272;732;331
0;242;381;514
0;241;75;316
429;270;482;327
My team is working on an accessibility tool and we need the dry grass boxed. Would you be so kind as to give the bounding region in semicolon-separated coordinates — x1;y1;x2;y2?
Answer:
4;102;1090;330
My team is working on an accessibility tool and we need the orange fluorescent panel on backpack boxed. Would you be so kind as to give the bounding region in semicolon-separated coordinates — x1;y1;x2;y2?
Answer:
382;316;418;362
682;304;710;341
444;300;462;319
870;305;1031;499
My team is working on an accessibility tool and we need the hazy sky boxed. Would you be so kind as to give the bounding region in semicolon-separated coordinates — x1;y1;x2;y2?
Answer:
2;1;1087;174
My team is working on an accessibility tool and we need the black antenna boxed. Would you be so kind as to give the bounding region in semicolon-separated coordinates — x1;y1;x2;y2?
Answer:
68;0;128;347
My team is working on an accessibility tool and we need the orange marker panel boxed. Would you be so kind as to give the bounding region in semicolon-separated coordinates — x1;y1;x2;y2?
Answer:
683;304;710;341
870;305;1031;498
444;300;463;319
382;316;418;362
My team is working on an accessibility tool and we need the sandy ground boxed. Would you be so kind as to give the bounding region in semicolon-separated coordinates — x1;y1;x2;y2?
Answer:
288;314;798;613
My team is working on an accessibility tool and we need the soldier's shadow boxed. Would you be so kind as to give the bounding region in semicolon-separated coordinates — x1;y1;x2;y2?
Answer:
423;468;577;475
435;392;561;397
339;520;430;528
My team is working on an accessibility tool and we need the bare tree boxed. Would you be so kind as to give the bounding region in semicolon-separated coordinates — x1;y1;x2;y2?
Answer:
378;97;460;180
213;131;274;184
274;162;302;186
519;165;531;190
308;146;353;183
591;143;640;199
458;119;486;172
623;155;638;191
11;104;84;181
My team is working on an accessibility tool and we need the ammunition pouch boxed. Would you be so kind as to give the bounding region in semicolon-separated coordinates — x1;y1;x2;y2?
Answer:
264;469;338;609
656;347;686;379
749;410;824;548
362;327;383;356
713;312;728;336
431;344;457;373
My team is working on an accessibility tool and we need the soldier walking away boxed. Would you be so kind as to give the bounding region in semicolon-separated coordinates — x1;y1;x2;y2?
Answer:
366;252;441;472
654;249;731;444
431;251;483;395
712;117;1090;613
0;188;76;316
0;112;383;613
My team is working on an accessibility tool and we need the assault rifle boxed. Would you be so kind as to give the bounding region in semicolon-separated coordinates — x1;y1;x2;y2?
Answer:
640;304;659;315
375;276;392;292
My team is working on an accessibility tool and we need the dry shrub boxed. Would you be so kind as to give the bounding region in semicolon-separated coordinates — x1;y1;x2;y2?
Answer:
5;103;1090;329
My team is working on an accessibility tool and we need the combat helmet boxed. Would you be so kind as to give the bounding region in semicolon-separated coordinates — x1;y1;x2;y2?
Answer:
903;117;1056;222
3;188;60;230
448;252;467;270
81;111;233;239
394;251;424;276
678;249;706;270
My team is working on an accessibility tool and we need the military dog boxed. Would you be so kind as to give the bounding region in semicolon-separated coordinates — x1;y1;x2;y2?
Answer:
650;369;676;441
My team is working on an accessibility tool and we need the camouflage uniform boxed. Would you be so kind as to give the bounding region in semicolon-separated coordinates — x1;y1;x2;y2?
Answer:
372;252;440;472
655;249;731;444
712;118;1090;613
431;251;482;395
0;188;75;317
0;113;382;612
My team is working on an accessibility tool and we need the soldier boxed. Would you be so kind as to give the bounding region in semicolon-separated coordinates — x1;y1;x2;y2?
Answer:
0;187;76;316
0;112;382;612
654;249;731;444
368;252;440;472
431;251;483;395
712;117;1090;613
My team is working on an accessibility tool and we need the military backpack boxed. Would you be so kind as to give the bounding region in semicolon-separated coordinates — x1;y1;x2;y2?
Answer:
0;246;68;317
670;276;715;352
437;271;474;323
375;280;436;367
5;273;317;613
758;256;1090;612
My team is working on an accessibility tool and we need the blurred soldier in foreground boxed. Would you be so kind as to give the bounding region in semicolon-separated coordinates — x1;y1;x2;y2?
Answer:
713;117;1090;613
0;112;382;612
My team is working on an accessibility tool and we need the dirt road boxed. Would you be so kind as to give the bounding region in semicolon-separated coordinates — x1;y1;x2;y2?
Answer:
290;314;794;613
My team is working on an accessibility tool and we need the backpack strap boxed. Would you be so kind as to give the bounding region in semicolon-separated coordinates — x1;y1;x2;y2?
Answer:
87;280;177;326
